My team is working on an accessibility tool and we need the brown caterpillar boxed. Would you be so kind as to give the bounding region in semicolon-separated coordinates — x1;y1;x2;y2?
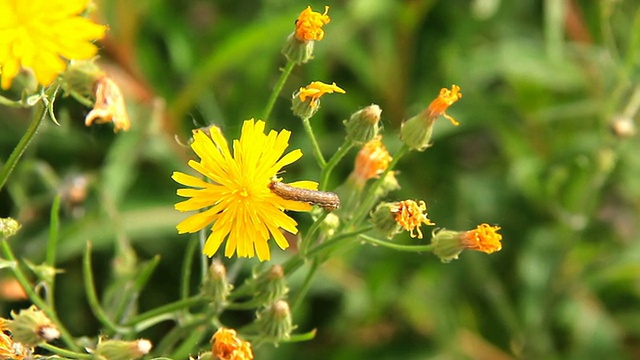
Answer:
268;181;340;212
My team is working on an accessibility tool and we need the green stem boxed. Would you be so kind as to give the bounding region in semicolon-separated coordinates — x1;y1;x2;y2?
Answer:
291;260;319;313
125;295;207;326
301;117;327;167
0;95;49;192
1;240;80;351
262;59;296;121
181;237;198;300
39;343;92;359
45;195;61;306
319;140;355;191
349;144;410;226
299;211;327;254
83;243;131;335
358;234;434;252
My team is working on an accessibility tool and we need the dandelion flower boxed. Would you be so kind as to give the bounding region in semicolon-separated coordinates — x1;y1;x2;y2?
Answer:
0;0;107;89
172;119;315;261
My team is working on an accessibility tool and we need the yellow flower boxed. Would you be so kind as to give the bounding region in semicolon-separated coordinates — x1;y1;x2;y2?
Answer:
351;136;392;186
431;223;503;263
391;200;434;239
295;6;330;42
211;328;253;360
0;0;107;90
426;85;462;125
0;320;23;360
84;76;131;132
297;81;345;105
173;119;315;261
460;223;502;253
292;81;345;118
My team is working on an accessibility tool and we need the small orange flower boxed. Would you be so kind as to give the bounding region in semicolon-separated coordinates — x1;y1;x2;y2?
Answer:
426;85;462;125
295;6;331;42
84;76;131;132
352;136;392;185
297;81;345;108
211;328;253;360
390;200;434;239
460;223;502;254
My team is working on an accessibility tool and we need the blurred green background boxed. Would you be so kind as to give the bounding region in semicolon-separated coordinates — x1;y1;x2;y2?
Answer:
2;0;640;359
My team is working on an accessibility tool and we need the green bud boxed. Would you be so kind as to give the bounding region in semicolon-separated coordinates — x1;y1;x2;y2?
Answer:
370;202;402;239
61;60;105;99
7;306;59;347
430;229;464;263
202;260;232;304
400;112;435;151
256;300;293;342
253;265;288;306
282;33;315;64
94;338;152;360
344;104;382;144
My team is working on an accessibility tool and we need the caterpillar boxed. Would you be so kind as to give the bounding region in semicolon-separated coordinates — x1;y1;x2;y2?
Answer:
268;181;340;212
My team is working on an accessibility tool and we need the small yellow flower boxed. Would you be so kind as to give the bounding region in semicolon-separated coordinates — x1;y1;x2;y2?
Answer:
84;76;131;132
351;136;392;186
295;6;330;42
0;0;107;89
426;85;462;125
431;223;503;263
460;223;502;254
297;81;345;108
390;200;434;239
173;119;316;261
211;328;253;360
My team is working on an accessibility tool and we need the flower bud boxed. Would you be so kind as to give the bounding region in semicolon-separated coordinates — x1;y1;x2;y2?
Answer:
370;202;403;239
94;338;152;360
7;306;59;347
202;260;232;304
344;104;382;143
253;265;288;306
349;136;392;188
256;300;293;342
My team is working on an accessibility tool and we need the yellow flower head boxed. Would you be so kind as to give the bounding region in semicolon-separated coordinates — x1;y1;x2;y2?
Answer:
390;200;434;239
84;76;131;132
460;223;502;254
426;85;462;125
173;119;316;261
0;0;107;90
297;81;345;108
211;328;253;360
352;136;392;185
295;6;330;42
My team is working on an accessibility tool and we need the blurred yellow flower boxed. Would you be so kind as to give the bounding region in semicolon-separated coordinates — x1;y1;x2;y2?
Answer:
0;0;107;89
295;6;330;42
426;85;463;125
173;119;315;261
391;200;434;239
351;136;392;186
211;328;253;360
